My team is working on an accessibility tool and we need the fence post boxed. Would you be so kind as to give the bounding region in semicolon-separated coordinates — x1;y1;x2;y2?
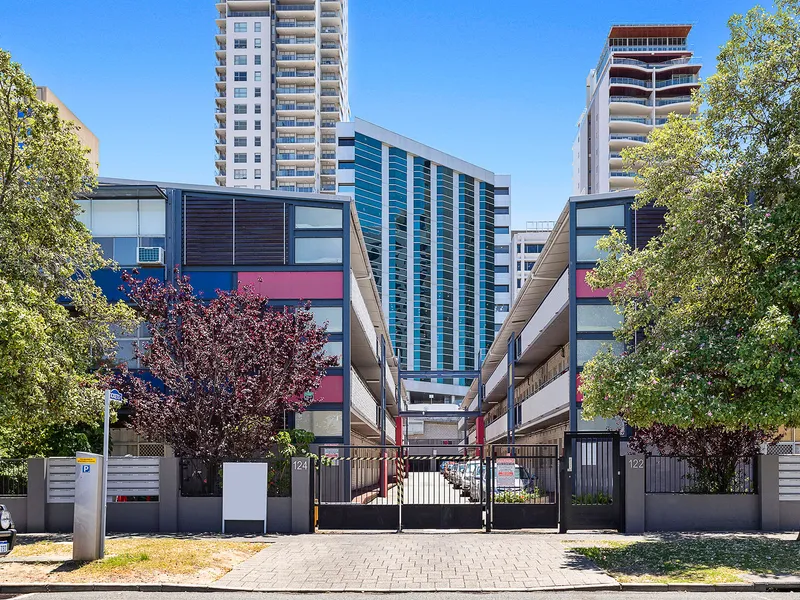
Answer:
26;458;46;533
759;454;780;531
291;457;313;534
159;457;179;533
624;454;646;533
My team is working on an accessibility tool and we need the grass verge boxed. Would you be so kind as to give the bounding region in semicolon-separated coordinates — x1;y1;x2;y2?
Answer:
572;537;800;583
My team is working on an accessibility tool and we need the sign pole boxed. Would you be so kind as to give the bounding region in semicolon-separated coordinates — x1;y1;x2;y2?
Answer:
101;388;121;557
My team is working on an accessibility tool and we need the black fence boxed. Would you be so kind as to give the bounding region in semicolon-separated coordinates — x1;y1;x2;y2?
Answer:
317;445;399;505
179;458;287;497
0;460;27;496
645;455;758;494
491;445;558;505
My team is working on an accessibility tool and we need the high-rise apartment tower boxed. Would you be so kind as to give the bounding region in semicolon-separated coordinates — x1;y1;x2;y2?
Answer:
214;1;350;192
572;25;701;195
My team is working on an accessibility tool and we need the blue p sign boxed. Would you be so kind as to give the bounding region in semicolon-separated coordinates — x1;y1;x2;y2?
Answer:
81;464;91;473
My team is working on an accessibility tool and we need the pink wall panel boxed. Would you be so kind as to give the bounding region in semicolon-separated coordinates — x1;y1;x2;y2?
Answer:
237;271;343;300
575;269;614;299
311;376;343;404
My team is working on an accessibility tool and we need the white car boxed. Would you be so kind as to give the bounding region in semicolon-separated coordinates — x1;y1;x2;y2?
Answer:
459;461;482;495
471;463;538;503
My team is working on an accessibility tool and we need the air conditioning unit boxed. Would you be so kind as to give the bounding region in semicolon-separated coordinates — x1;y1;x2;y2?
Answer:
137;246;165;265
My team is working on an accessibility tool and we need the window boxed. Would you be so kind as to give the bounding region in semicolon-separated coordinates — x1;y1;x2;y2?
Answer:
254;185;261;189
254;153;262;163
516;244;521;253
294;237;343;264
254;169;262;180
234;71;247;82
496;187;510;195
295;206;342;229
294;411;342;437
111;323;152;369
338;161;354;170
495;285;509;293
496;304;510;313
338;137;355;147
577;304;621;332
234;88;247;98
254;55;262;66
495;245;510;254
234;153;247;163
254;87;262;98
254;22;262;33
576;340;625;367
324;341;343;366
496;206;510;215
254;120;262;131
576;204;626;228
234;120;247;131
516;261;521;270
234;39;247;49
234;55;247;65
525;243;544;253
495;226;510;235
234;104;247;114
517;278;522;288
234;137;247;147
337;184;355;193
254;38;262;49
254;136;262;147
576;235;609;262
525;261;535;270
234;169;247;180
254;71;262;81
310;306;343;332
113;237;139;265
495;265;510;274
91;200;138;235
254;104;262;114
234;22;247;32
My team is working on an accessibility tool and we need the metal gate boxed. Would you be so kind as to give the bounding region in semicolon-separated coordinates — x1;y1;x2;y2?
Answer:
487;444;559;530
560;432;623;532
316;445;484;530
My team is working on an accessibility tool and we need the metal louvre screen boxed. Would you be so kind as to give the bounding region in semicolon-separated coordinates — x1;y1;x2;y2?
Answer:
184;196;234;265
233;200;287;265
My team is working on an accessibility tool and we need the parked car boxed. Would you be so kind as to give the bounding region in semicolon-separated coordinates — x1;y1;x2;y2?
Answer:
460;461;481;495
0;505;16;555
470;463;538;503
451;463;467;488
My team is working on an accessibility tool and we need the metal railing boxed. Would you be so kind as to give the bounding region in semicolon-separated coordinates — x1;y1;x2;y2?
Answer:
610;171;636;177
610;77;652;88
609;116;650;124
610;134;647;142
275;4;314;10
656;96;692;106
645;456;758;494
612;57;700;68
0;460;27;496
609;96;651;105
656;75;699;88
180;457;288;497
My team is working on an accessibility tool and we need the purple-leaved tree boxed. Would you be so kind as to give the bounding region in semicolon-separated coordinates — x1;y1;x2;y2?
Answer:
111;270;338;460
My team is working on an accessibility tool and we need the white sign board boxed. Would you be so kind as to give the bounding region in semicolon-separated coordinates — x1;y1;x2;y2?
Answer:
406;418;425;435
222;463;268;534
496;457;516;488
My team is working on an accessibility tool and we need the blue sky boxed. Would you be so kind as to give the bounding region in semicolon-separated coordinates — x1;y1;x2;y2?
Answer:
1;0;761;225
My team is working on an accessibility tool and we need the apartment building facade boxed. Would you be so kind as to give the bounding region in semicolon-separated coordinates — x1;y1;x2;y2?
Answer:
461;191;665;450
78;179;400;453
572;25;701;195
336;119;511;403
36;86;100;173
214;0;349;193
510;222;554;306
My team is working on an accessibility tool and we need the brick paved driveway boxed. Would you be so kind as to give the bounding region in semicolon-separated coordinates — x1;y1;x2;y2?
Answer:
215;533;617;592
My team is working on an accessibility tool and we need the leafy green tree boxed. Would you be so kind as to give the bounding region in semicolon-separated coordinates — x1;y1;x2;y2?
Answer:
0;49;136;453
580;1;800;431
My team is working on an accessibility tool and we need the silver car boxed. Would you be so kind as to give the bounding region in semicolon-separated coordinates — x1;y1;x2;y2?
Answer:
471;463;537;503
459;461;481;496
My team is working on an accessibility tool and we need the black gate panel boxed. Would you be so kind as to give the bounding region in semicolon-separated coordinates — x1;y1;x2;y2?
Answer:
401;505;482;529
318;505;398;530
560;432;623;532
488;444;559;530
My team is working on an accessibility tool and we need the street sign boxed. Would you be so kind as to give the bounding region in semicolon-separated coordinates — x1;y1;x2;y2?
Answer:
109;389;123;403
496;457;516;488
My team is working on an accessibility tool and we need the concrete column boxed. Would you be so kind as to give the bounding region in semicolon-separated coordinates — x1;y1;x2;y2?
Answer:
624;453;646;533
159;458;179;533
290;457;312;534
759;454;780;531
26;458;46;533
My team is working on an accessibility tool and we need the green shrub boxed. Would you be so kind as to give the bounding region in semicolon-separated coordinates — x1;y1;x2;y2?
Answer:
494;488;543;503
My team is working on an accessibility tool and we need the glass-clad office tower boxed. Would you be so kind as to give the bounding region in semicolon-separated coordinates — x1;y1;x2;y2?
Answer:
336;119;511;403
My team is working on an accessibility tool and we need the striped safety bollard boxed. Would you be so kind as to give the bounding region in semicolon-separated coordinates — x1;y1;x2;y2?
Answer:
396;451;404;532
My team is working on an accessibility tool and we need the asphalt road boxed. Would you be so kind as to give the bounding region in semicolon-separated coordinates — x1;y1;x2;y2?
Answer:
11;593;786;600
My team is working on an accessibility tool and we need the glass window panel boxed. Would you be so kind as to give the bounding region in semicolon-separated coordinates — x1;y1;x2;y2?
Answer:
75;200;91;228
93;237;114;259
139;236;166;249
577;304;622;332
576;339;625;366
576;235;609;263
115;339;136;367
294;237;342;264
139;200;166;236
114;237;139;266
92;200;138;236
324;341;343;366
294;410;342;437
310;306;342;333
295;206;342;229
575;204;626;228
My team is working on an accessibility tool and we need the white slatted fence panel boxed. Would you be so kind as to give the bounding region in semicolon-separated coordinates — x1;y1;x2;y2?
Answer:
47;457;160;503
779;455;800;501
